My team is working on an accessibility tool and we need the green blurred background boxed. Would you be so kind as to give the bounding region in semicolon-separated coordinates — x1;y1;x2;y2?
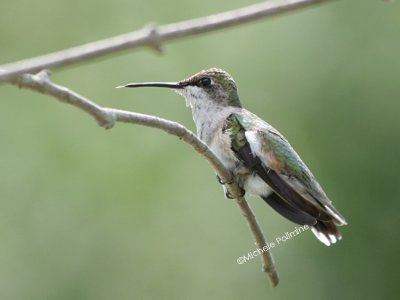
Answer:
1;0;399;299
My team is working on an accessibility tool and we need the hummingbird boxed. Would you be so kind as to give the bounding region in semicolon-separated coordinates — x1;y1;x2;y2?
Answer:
118;68;347;246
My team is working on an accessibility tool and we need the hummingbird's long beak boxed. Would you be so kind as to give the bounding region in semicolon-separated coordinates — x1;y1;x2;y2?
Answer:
116;82;187;89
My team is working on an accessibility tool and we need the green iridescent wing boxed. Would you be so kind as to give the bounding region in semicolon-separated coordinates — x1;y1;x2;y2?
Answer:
225;111;346;225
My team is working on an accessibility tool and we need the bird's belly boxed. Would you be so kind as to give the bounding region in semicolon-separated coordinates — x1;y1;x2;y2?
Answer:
243;174;271;197
211;148;272;197
208;130;271;197
208;131;238;171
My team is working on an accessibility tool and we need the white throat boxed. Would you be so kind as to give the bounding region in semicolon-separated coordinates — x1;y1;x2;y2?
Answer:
175;86;234;143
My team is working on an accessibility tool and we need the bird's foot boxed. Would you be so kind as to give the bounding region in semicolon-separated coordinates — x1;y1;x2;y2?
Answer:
216;174;245;199
216;174;233;185
224;186;245;199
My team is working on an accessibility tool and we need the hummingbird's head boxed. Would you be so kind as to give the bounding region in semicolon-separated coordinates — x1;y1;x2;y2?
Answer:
117;68;242;109
177;68;241;108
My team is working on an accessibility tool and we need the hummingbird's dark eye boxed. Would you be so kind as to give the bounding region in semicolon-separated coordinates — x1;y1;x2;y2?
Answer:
199;77;212;87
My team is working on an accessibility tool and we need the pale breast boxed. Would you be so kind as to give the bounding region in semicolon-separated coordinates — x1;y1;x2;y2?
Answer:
208;128;239;171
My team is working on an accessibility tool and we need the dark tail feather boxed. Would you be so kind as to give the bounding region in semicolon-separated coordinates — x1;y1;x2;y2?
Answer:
261;192;316;226
311;220;342;246
262;192;344;246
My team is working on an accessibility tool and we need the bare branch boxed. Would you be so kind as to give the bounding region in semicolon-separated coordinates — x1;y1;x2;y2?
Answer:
10;71;279;287
0;0;336;82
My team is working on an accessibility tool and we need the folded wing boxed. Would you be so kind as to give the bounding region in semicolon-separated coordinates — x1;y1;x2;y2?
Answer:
225;112;347;246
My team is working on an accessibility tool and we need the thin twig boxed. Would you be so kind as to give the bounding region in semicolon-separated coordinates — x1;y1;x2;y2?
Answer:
10;71;279;287
0;0;336;82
